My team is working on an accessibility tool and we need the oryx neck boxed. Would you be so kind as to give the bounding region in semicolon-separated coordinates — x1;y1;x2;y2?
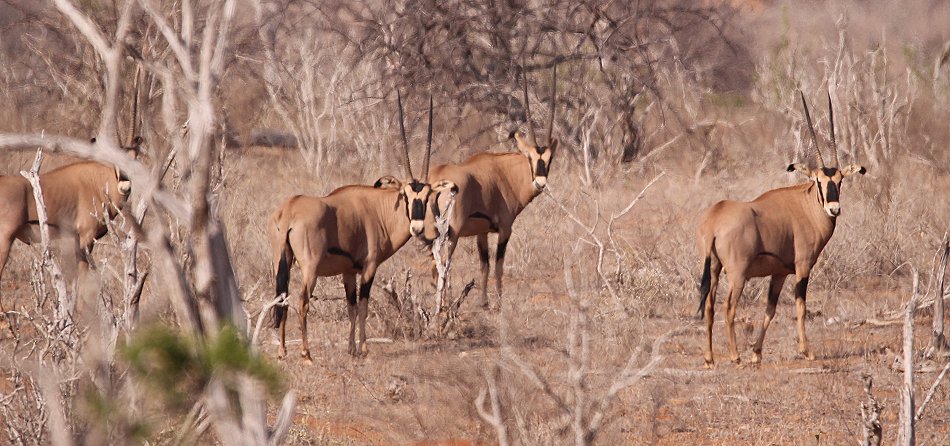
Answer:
800;181;837;234
506;152;542;202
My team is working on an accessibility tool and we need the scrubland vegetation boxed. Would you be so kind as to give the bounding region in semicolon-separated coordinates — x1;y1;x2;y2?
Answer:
0;0;949;444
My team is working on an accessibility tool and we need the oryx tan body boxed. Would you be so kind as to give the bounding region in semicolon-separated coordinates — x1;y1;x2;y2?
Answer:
427;141;552;306
0;157;135;308
270;183;437;359
270;93;454;360
696;92;866;367
425;64;558;308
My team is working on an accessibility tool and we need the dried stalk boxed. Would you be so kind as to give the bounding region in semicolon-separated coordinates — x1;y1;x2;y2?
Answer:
432;189;458;317
914;360;950;423
859;374;883;446
929;233;949;355
19;149;73;322
898;272;918;446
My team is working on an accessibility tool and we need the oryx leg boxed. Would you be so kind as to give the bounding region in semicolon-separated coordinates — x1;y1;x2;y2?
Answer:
354;264;377;356
793;270;815;360
492;228;512;309
703;257;722;368
344;273;358;356
476;233;490;309
0;233;13;313
298;267;317;363
751;274;787;364
724;273;747;365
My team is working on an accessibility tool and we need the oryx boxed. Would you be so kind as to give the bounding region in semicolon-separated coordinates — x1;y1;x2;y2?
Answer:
269;94;456;360
0;133;142;312
696;91;867;367
423;63;558;309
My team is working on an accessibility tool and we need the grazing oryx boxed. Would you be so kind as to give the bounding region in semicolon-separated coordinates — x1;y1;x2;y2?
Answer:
423;64;558;309
0;134;143;311
270;94;456;360
696;91;866;367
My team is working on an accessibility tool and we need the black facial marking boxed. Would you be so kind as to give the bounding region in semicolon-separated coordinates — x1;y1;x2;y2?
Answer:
537;146;547;154
411;199;425;220
821;167;838;177
794;277;809;300
826;181;839;202
496;238;509;261
535;159;548;177
409;180;426;193
815;181;825;206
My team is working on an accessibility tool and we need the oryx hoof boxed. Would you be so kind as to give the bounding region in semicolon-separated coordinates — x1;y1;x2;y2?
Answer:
750;351;762;365
348;343;358;356
800;349;816;361
301;350;313;364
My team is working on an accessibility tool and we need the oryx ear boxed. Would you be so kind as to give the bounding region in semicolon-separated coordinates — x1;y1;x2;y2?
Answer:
510;131;534;155
432;179;458;194
842;164;867;177
786;163;812;177
373;175;403;191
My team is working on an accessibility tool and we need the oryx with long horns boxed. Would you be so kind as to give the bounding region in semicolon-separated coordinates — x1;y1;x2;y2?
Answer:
695;90;867;367
269;93;455;360
423;62;558;309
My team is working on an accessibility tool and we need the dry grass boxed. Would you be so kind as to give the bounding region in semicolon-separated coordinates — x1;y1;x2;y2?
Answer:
2;0;950;444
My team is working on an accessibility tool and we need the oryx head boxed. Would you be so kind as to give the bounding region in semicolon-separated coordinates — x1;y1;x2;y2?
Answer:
375;93;457;237
788;91;866;218
91;135;143;197
512;61;558;192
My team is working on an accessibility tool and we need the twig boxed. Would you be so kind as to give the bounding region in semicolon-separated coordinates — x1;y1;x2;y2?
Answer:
860;374;883;446
914;361;950;423
20;149;73;322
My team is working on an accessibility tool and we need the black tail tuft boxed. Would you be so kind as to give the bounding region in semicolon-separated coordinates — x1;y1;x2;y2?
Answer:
697;256;712;316
273;252;290;329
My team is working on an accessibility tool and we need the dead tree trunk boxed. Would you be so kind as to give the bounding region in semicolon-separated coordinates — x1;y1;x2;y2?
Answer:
898;273;919;446
930;233;949;355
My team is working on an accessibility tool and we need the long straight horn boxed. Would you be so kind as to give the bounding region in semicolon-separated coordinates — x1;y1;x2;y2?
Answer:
827;90;839;167
423;95;433;179
396;90;414;179
521;57;537;146
127;64;142;146
547;62;557;145
799;90;825;168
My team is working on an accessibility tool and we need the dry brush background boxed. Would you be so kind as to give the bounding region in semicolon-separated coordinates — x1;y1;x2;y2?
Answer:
1;0;949;444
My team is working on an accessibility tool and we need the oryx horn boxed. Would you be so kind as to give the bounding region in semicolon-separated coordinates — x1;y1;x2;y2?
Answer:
127;64;142;147
521;56;537;146
827;90;839;167
799;90;825;168
423;95;433;179
547;62;557;146
396;90;414;179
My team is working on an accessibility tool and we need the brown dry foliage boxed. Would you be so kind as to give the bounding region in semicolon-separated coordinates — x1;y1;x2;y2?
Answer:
1;0;950;444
